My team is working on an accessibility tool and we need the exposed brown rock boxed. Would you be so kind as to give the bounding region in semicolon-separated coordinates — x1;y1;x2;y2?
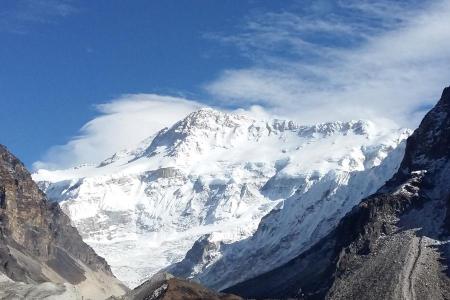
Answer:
0;145;127;299
112;272;242;300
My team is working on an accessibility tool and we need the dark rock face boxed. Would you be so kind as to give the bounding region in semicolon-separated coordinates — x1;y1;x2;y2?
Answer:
112;273;242;300
0;145;127;298
225;86;450;300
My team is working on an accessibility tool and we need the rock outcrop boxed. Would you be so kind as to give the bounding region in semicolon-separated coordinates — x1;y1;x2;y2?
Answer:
110;272;242;300
0;145;127;299
225;87;450;299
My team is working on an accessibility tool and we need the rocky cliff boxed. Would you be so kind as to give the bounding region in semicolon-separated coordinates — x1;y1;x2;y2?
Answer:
225;87;450;300
0;145;127;299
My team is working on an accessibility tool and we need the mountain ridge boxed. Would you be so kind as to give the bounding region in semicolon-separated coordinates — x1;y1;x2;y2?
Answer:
0;144;127;299
224;86;450;299
33;109;410;289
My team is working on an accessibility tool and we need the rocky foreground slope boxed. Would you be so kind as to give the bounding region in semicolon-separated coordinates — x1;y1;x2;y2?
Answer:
34;109;410;288
225;87;450;299
0;145;127;299
110;273;241;300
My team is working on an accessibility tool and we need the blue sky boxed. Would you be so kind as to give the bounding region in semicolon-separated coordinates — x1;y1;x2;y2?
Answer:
0;0;256;165
2;0;450;169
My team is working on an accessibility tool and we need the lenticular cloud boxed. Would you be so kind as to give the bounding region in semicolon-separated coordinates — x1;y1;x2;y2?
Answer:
33;94;203;170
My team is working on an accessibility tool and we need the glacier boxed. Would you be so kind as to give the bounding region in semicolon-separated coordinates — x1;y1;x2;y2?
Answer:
33;108;411;289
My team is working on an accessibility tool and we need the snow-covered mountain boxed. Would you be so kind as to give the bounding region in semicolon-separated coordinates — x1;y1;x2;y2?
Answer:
223;86;450;300
33;108;411;289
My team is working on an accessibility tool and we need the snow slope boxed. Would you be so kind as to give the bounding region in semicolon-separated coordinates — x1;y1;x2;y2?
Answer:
33;108;411;288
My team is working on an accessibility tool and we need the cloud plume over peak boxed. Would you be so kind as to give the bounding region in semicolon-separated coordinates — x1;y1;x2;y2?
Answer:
205;0;450;127
34;94;203;170
34;0;450;170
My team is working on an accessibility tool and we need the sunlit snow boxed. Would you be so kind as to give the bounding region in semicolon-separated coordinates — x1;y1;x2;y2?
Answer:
33;108;411;288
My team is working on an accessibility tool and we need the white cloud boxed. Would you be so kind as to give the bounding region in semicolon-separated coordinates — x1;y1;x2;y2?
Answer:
34;94;203;170
34;0;450;170
0;0;77;33
205;0;450;127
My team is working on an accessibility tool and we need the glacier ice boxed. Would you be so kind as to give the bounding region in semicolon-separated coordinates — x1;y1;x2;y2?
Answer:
34;108;411;288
